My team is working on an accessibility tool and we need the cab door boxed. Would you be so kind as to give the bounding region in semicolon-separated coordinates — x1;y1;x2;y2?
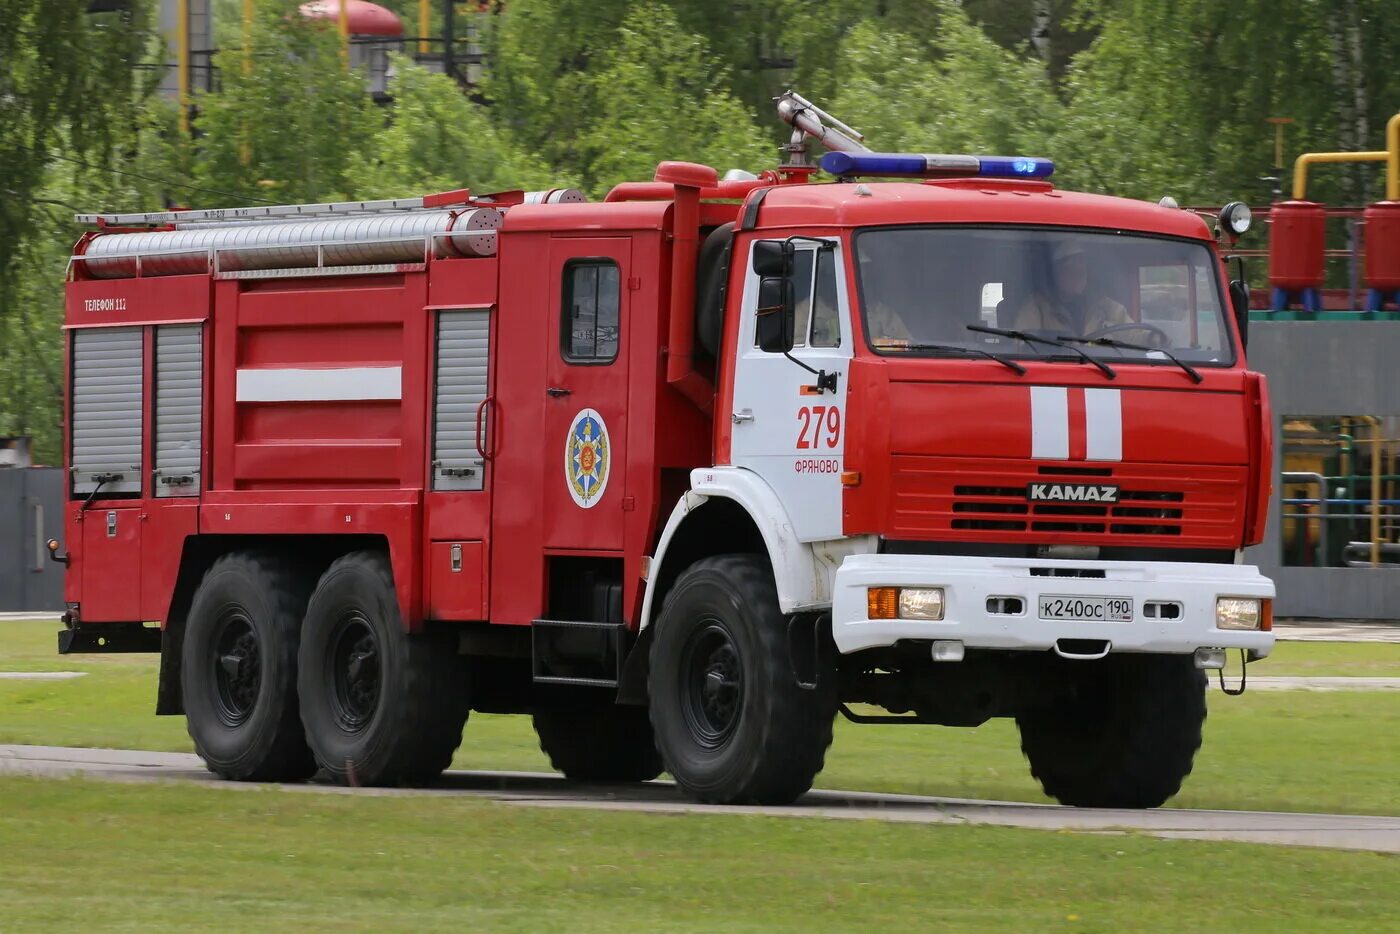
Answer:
541;237;631;551
729;238;854;541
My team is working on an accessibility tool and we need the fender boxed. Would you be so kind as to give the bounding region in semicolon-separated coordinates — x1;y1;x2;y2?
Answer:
639;466;874;629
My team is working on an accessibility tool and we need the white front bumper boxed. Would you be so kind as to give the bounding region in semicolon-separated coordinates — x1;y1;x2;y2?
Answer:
831;554;1275;657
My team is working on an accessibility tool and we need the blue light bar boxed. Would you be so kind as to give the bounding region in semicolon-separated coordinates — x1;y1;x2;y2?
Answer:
821;151;1055;180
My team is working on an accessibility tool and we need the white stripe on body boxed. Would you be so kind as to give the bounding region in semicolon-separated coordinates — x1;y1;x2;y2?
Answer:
235;366;403;402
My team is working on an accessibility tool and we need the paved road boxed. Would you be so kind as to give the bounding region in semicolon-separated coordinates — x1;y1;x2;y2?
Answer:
1275;621;1400;643
3;744;1397;854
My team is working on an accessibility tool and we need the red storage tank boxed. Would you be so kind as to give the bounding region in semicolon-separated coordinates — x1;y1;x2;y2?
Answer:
1364;201;1400;290
1268;200;1326;291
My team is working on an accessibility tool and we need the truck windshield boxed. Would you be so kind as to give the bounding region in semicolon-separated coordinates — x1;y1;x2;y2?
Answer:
853;226;1235;366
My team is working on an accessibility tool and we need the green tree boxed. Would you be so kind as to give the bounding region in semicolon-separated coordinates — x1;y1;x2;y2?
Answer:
0;1;148;260
193;0;378;205
576;3;773;194
828;4;1060;156
0;93;191;464
0;0;151;460
484;0;633;175
349;56;556;197
1049;0;1334;203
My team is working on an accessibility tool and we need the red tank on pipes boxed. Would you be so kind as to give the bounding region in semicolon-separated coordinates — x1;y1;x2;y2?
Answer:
1268;200;1326;291
1364;201;1400;290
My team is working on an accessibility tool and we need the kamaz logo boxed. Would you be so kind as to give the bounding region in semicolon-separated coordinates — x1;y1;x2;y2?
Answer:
1027;483;1120;503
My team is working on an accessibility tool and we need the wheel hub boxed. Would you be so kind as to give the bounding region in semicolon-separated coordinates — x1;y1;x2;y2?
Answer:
212;613;260;726
681;622;743;748
330;615;380;731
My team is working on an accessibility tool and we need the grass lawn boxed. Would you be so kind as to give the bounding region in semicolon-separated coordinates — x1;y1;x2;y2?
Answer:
3;620;1399;815
0;775;1396;933
1266;639;1400;677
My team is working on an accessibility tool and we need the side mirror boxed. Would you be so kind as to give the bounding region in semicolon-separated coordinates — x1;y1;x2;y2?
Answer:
752;239;794;277
1230;279;1250;350
756;276;795;353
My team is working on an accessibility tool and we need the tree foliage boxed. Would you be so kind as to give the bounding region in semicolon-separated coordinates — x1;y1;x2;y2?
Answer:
349;56;555;198
576;3;773;193
193;0;378;205
831;4;1060;156
7;0;1400;461
0;1;150;460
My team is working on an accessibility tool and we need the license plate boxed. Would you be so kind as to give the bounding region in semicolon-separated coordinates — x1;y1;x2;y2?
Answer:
1038;594;1133;622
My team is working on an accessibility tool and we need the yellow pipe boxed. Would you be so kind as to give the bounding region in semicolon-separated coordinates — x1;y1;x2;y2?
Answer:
419;0;430;55
240;0;254;166
1357;417;1383;567
177;0;190;135
1292;151;1388;200
242;0;254;76
1389;112;1400;201
339;0;350;67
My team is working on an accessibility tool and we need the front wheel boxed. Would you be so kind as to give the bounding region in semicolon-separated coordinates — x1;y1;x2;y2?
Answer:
1016;653;1207;808
648;555;837;805
298;551;469;786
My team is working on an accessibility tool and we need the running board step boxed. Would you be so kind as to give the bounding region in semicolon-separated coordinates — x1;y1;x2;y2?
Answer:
531;619;627;687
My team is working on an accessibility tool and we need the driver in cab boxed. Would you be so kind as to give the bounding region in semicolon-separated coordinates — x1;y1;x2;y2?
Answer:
1008;240;1130;336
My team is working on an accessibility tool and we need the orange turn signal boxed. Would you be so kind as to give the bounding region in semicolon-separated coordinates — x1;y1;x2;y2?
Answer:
867;587;898;620
840;471;862;487
1260;599;1273;632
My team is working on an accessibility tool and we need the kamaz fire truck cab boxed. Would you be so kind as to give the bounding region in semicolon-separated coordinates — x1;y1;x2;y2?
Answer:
55;93;1274;808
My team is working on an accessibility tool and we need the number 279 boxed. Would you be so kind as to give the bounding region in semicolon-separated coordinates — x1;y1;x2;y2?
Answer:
797;405;841;449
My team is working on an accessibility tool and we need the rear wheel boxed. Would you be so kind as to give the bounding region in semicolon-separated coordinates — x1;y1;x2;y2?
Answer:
533;699;663;782
1016;653;1207;808
181;551;316;782
298;551;469;786
648;555;837;805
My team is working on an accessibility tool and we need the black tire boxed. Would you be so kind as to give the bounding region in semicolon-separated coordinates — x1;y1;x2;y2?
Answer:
648;555;837;805
533;700;664;783
1016;653;1207;809
181;551;317;782
297;551;469;786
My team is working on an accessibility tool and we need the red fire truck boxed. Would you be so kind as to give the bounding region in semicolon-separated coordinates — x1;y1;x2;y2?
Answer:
53;94;1274;807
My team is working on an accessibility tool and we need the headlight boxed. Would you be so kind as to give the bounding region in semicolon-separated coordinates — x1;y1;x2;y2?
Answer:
1219;201;1252;236
866;587;946;621
1216;597;1271;630
899;588;945;621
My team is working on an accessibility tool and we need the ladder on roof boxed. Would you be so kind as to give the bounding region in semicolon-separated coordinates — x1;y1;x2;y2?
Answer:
75;190;476;228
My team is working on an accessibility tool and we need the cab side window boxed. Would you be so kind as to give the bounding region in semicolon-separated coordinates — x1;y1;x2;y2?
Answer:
562;260;620;364
810;248;841;347
751;244;843;348
790;249;816;348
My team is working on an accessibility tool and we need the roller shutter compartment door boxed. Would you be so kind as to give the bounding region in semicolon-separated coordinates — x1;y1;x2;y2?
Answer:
154;325;203;497
71;327;143;496
432;309;491;492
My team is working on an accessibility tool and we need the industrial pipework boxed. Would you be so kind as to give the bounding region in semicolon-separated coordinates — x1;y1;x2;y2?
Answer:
1292;112;1400;201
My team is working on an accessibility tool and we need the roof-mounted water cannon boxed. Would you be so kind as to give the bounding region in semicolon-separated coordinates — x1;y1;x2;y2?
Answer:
775;91;871;168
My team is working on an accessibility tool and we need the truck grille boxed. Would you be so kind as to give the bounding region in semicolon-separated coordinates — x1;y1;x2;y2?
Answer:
890;457;1244;548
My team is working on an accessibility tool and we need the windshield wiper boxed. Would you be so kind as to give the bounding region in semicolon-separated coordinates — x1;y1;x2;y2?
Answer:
1057;335;1202;384
965;325;1116;379
897;342;1027;375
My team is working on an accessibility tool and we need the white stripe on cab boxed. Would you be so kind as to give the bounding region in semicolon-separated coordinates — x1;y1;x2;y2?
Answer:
1029;386;1069;459
1084;388;1123;462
